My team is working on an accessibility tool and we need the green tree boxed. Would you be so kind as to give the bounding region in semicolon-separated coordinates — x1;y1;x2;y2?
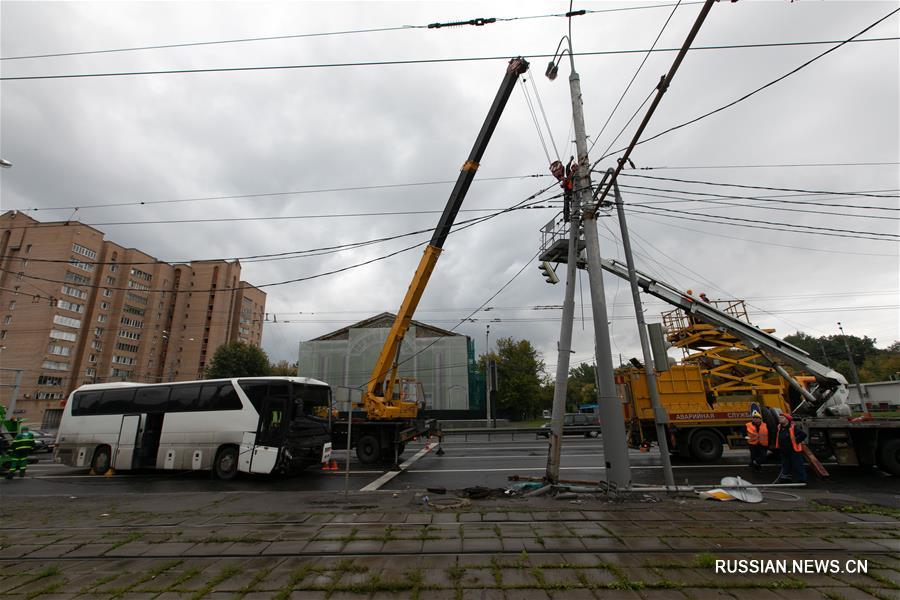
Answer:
205;342;270;379
567;362;598;412
269;360;297;376
783;331;895;383
480;337;547;421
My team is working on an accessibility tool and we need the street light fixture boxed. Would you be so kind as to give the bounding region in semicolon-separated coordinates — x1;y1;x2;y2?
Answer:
0;159;12;168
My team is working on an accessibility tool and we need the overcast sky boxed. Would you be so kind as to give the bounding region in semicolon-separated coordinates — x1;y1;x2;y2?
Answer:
2;0;898;377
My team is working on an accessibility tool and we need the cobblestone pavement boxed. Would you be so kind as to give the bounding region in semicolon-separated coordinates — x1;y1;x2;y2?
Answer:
1;488;898;599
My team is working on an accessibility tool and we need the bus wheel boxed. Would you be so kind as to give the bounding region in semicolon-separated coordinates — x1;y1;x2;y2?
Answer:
214;446;239;480
356;435;381;465
91;446;111;475
877;438;900;476
690;430;723;462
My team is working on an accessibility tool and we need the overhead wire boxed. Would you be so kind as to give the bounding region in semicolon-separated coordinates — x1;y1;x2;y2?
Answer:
588;0;682;155
636;161;900;170
626;212;898;258
615;182;900;211
619;172;900;200
7;173;549;213
0;183;560;294
595;7;900;163
3;37;898;81
1;2;702;62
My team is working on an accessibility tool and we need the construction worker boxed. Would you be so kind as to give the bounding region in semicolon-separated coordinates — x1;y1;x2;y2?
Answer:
745;410;769;471
775;413;807;483
7;426;35;479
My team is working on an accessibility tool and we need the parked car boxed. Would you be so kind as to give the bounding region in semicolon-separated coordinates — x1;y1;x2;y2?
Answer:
30;430;57;453
538;413;601;438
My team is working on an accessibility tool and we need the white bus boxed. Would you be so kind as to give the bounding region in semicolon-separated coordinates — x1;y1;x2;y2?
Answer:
54;377;332;479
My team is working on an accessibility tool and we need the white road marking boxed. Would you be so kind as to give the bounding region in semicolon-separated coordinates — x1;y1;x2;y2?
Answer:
359;443;435;492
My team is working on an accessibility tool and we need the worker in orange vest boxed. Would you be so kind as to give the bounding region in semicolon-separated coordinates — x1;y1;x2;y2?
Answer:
775;413;807;483
745;410;768;471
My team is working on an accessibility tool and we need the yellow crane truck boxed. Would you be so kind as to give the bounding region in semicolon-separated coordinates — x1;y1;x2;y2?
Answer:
329;57;530;465
600;258;900;476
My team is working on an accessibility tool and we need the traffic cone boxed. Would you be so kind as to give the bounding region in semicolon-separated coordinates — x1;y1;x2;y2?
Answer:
329;459;338;470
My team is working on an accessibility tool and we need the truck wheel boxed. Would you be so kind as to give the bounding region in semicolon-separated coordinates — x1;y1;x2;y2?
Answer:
877;438;900;476
356;435;381;465
213;446;239;480
91;446;112;475
690;430;723;462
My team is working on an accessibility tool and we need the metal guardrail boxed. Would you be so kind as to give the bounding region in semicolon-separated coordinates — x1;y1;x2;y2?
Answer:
438;426;601;442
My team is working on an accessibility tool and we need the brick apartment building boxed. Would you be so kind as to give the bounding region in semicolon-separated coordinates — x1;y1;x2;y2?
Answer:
0;211;266;427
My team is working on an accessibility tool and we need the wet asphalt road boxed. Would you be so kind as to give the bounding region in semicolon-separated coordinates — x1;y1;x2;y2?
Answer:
5;432;899;505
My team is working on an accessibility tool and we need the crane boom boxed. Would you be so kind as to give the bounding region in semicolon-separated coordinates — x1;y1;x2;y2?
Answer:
364;57;530;420
598;257;850;416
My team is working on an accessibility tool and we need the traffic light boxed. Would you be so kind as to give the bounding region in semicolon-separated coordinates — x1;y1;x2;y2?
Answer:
539;261;559;284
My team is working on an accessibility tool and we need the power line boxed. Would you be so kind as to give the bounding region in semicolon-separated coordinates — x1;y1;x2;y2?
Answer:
596;8;900;162
1;2;700;61
588;0;682;154
1;203;556;230
0;184;558;294
627;192;899;221
616;182;900;211
2;37;897;81
7;174;548;213
625;205;898;241
619;172;900;200
636;161;900;170
627;211;898;257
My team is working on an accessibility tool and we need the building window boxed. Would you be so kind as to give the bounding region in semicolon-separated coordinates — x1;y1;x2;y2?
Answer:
69;258;94;272
128;280;150;291
98;314;107;323
3;316;11;325
88;354;96;363
53;315;82;329
13;286;19;296
8;301;15;310
49;329;77;342
106;276;115;285
92;340;102;351
103;289;113;297
35;392;64;401
57;299;84;314
41;360;69;371
65;271;91;285
0;330;6;340
100;302;110;310
115;342;139;353
48;343;71;357
109;264;118;272
61;285;88;300
85;367;96;377
129;268;152;282
25;244;32;253
37;375;63;386
15;272;23;281
72;243;98;259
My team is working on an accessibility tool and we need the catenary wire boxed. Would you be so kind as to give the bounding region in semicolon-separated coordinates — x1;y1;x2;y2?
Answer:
625;212;898;257
595;8;900;163
2;37;897;81
619;172;900;199
8;174;549;212
636;161;900;170
0;2;701;61
588;0;682;155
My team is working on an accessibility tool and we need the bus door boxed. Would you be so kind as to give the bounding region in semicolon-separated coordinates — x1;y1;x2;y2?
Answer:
139;413;164;468
248;395;287;474
113;414;141;471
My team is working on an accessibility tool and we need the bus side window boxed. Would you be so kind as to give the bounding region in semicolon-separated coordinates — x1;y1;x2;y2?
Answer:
135;387;171;413
101;389;137;414
238;381;268;413
72;390;103;416
169;384;202;412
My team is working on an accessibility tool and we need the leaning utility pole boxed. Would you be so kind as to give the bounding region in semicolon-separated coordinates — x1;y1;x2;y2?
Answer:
610;176;674;489
560;55;632;489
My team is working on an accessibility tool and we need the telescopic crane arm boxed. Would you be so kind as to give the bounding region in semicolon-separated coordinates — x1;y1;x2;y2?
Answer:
598;257;851;417
364;57;530;420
